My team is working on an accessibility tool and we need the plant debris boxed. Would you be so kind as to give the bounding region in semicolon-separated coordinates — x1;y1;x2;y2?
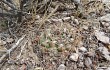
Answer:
0;0;110;70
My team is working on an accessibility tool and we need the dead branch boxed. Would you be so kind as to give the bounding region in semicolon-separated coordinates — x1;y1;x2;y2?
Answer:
0;35;26;63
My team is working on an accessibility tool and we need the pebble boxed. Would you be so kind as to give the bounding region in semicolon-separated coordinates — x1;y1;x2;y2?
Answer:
6;38;14;43
63;17;71;22
84;57;92;68
69;53;79;61
108;26;110;30
73;0;81;4
57;64;66;70
79;47;87;52
97;69;104;70
86;52;95;57
101;0;110;4
98;47;110;61
0;40;6;46
95;30;110;44
101;22;110;27
100;14;110;22
82;25;88;30
106;67;110;70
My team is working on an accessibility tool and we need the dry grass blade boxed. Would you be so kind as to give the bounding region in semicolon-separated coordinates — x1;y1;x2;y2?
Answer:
38;5;59;29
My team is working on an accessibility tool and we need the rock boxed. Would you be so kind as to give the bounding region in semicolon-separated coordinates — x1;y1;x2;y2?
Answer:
57;64;66;70
94;30;110;44
63;28;67;32
51;19;63;23
101;0;110;4
59;44;64;47
35;15;40;19
73;0;81;4
70;38;74;42
71;16;79;25
6;38;14;43
97;69;104;70
101;22;110;27
63;17;71;22
74;19;79;25
84;57;92;69
6;68;10;70
100;14;110;27
98;47;110;61
86;52;95;57
82;25;88;30
78;61;84;67
0;40;6;46
69;53;79;61
79;47;87;52
35;67;43;70
106;67;110;70
108;26;110;30
100;14;110;22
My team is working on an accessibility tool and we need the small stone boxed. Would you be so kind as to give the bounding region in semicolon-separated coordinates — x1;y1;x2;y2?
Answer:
79;47;87;52
97;69;104;70
73;0;81;4
101;0;110;4
36;15;40;19
86;52;95;57
6;38;14;43
106;67;110;70
82;25;88;30
51;19;63;23
70;38;74;41
84;57;92;68
74;19;79;25
108;26;110;30
63;28;67;32
6;68;10;70
78;62;84;67
57;64;66;70
100;14;110;22
78;41;83;47
63;17;71;21
69;53;79;61
98;47;110;61
71;16;74;20
59;44;64;47
0;40;6;46
52;41;57;44
95;30;110;44
105;23;110;27
101;22;110;27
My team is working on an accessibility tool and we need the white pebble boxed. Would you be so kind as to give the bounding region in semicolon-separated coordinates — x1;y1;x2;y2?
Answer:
73;0;81;4
69;53;79;61
95;30;110;44
57;64;66;70
59;44;64;47
82;25;88;30
74;19;79;25
79;47;87;52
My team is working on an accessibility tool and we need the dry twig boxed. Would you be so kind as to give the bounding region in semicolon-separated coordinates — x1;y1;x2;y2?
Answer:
38;5;59;29
0;35;26;63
